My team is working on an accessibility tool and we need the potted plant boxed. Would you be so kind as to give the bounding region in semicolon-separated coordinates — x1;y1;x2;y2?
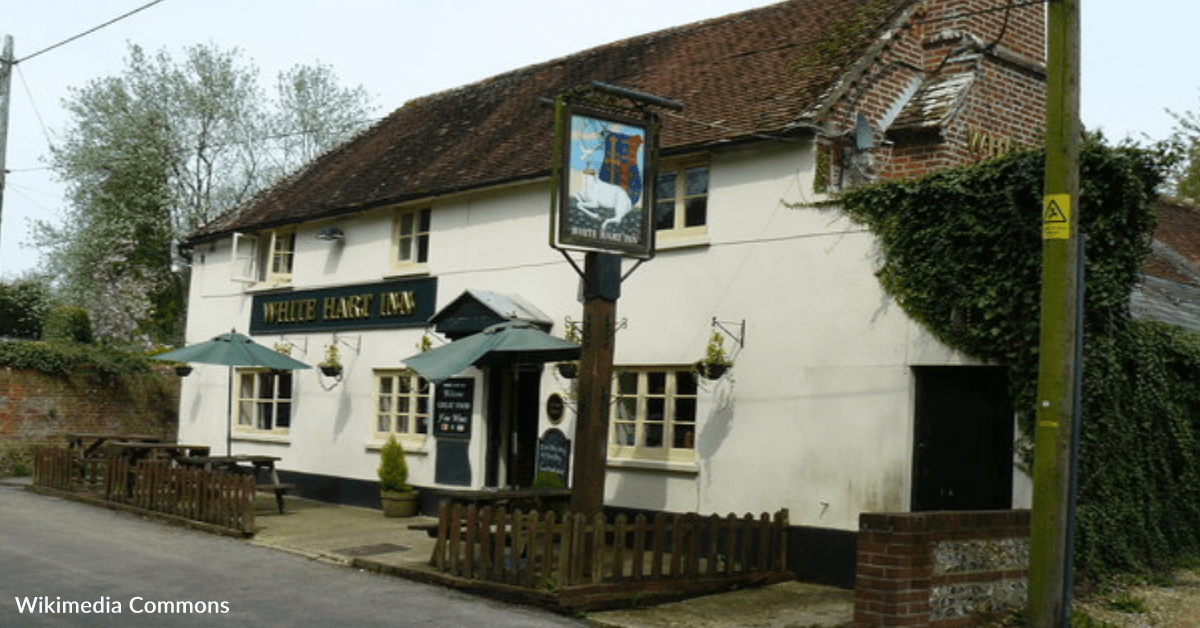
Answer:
173;363;193;377
378;436;418;517
318;343;342;377
697;332;733;380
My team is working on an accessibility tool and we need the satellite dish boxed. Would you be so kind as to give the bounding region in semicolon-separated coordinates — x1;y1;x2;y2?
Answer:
854;113;874;151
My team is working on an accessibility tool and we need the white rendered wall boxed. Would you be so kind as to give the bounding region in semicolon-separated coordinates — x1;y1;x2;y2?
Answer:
179;139;1024;532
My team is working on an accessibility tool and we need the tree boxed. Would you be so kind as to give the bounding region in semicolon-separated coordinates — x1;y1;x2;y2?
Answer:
35;43;375;347
1166;102;1200;202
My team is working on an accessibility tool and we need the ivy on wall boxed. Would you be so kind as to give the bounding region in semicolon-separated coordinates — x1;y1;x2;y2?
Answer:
0;340;153;378
838;134;1200;579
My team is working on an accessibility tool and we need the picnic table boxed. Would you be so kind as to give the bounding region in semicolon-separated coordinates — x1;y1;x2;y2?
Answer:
66;433;167;458
176;455;293;514
105;441;211;465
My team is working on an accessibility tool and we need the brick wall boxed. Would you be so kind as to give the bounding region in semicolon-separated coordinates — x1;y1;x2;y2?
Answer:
854;510;1030;628
0;366;179;474
821;0;1046;188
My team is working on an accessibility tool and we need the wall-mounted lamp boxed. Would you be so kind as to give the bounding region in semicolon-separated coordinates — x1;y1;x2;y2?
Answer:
315;226;344;241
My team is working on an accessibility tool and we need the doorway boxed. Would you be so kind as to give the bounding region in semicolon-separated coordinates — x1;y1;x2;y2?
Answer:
484;363;543;488
911;366;1014;511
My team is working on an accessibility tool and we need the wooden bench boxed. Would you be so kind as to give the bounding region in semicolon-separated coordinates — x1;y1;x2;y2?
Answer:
257;483;296;514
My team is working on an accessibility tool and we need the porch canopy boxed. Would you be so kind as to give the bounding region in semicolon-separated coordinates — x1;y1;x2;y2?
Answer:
402;321;579;384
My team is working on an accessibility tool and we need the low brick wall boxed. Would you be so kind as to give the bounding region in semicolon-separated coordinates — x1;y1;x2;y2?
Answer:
853;510;1030;628
0;366;179;474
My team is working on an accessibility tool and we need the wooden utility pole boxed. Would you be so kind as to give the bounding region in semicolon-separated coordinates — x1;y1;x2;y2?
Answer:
570;252;619;515
0;36;13;272
1028;1;1081;626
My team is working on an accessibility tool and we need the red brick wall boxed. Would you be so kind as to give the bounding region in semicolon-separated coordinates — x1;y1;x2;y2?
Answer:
854;510;1031;628
0;366;179;474
821;0;1046;187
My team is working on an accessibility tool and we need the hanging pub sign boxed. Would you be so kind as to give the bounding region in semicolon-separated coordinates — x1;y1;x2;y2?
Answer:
552;104;656;259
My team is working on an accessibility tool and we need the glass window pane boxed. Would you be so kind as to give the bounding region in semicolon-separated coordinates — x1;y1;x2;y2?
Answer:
646;398;665;422
379;397;393;413
417;235;429;263
277;373;293;399
398;397;409;413
380;378;393;394
400;213;414;235
656;172;677;199
417;396;429;415
617;372;638;395
258;374;274;399
238;401;254;425
398;238;412;261
648;372;666;395
655;202;675;230
418;208;431;233
239;374;255;399
643;424;664;448
684;198;707;227
685;167;709;195
416;415;428;434
676;371;697;396
377;415;391;433
276;403;291;428
673;424;695;449
397;377;410;393
675;397;697;424
397;416;409;434
615;398;637;422
257;403;273;430
614;423;636;446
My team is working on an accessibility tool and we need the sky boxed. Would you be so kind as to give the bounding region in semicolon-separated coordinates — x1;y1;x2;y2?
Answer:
1;0;1196;279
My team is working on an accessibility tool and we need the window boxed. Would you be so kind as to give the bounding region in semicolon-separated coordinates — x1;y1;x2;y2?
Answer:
654;164;709;241
230;230;295;285
610;367;697;463
374;370;431;443
392;207;430;271
235;369;294;435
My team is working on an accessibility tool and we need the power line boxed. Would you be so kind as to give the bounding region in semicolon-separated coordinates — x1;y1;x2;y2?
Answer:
14;0;169;66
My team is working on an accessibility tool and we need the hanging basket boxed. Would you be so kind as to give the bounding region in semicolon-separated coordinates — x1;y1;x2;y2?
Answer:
696;360;729;380
319;364;343;377
174;365;193;377
557;361;578;379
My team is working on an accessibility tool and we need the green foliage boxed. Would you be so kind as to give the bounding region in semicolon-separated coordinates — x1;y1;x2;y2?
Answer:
1105;592;1148;614
0;339;153;377
0;281;49;339
377;436;410;492
37;42;375;348
532;471;565;489
704;332;733;366
42;305;94;344
840;134;1200;580
1069;610;1120;628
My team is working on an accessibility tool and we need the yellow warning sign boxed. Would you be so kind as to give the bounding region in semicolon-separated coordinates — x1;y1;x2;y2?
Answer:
1043;194;1070;240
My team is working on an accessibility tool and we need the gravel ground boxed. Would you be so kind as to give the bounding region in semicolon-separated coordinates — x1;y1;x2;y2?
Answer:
1072;569;1200;628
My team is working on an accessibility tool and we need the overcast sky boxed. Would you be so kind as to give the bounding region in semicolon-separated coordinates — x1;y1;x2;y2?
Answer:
1;0;1196;278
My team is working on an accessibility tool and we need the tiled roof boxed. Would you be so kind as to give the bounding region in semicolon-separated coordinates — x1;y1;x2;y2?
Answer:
1132;197;1200;330
189;0;914;241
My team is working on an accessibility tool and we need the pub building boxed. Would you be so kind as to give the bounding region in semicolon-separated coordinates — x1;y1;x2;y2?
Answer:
174;0;1047;586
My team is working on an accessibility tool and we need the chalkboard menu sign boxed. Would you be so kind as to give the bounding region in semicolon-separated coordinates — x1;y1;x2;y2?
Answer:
434;378;475;438
535;428;571;487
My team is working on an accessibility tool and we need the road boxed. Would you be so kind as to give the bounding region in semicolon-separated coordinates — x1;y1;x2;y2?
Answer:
0;483;584;628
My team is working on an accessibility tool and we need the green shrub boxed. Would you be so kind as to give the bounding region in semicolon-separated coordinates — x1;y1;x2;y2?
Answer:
43;305;94;344
377;436;410;492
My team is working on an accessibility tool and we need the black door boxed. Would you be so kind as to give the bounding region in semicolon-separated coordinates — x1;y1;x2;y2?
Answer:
911;366;1013;511
485;363;542;488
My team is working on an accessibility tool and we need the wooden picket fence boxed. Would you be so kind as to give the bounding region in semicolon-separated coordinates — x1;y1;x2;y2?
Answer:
32;448;256;534
432;504;789;589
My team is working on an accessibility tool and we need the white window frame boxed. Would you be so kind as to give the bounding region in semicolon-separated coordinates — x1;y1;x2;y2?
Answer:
230;230;296;286
372;369;431;447
233;368;295;437
390;207;431;274
608;366;698;464
654;161;710;244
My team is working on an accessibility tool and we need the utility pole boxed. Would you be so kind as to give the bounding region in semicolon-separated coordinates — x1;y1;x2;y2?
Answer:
0;35;13;274
1028;1;1081;626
